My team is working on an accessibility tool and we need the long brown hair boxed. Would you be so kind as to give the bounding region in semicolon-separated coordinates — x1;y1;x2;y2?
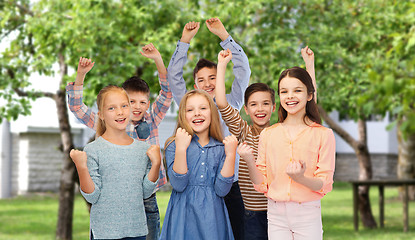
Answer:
277;66;321;124
165;90;223;149
96;85;130;138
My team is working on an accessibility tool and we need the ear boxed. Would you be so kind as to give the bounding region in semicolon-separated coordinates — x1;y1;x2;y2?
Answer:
244;105;249;115
194;83;199;90
144;101;150;111
98;111;104;121
307;93;313;102
272;103;276;112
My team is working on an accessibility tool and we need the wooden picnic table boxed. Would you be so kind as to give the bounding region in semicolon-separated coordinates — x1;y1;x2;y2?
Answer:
349;179;415;232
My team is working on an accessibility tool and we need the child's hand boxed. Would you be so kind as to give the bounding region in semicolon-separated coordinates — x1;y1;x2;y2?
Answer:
140;43;161;61
223;135;238;158
70;149;87;168
217;49;232;65
77;57;94;76
285;160;306;182
175;127;192;151
180;21;200;44
301;46;314;66
146;145;161;167
237;142;255;163
205;18;229;41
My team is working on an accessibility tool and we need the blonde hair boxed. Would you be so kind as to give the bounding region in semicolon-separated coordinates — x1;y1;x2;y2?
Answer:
165;90;223;149
96;85;130;138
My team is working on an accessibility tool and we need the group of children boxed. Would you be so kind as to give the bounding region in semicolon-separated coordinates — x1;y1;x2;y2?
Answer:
67;18;335;240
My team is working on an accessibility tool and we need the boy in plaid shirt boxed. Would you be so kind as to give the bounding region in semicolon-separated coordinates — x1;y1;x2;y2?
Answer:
66;43;172;240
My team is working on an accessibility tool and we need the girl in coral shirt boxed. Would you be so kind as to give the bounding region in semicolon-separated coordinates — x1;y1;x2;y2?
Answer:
238;66;335;240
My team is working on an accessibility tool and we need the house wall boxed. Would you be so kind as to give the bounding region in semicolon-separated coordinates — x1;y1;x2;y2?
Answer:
334;153;398;181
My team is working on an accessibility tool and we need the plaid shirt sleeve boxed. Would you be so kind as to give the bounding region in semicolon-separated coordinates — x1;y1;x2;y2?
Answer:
149;73;173;128
148;73;172;189
66;82;97;130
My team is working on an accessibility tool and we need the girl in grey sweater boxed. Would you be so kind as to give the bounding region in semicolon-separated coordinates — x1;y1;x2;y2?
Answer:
70;85;161;240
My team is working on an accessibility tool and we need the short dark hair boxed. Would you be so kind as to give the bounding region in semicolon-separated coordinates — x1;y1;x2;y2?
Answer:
193;58;217;80
244;83;275;106
277;66;321;124
122;76;150;94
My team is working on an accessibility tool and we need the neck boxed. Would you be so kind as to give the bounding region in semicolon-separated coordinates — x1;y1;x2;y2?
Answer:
253;121;271;130
196;131;210;147
101;128;132;145
283;112;307;126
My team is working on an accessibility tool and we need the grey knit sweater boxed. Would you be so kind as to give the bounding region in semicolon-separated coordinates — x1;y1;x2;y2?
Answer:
81;137;158;239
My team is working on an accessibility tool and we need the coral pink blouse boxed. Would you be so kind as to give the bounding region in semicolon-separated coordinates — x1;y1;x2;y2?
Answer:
255;122;336;202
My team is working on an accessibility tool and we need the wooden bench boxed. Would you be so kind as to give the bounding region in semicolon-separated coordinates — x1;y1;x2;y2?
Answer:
349;179;415;232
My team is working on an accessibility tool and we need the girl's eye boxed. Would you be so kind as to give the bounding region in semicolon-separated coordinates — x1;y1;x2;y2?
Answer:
280;91;287;94
186;109;192;112
123;104;129;108
108;107;114;110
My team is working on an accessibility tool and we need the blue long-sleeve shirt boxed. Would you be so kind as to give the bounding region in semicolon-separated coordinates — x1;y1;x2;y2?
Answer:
167;35;251;181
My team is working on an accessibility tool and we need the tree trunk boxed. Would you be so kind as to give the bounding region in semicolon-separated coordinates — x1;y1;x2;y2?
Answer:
318;106;377;228
55;53;76;240
397;121;415;200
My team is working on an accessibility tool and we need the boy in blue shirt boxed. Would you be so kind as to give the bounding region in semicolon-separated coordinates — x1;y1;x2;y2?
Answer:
167;18;250;239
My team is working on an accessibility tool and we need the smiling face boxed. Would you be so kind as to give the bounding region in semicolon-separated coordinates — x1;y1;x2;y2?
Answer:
185;94;212;137
244;91;276;128
194;67;217;98
279;76;313;117
126;91;150;122
99;91;131;133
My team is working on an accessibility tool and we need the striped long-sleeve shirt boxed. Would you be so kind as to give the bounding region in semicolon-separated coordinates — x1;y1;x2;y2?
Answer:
219;103;268;211
66;73;172;189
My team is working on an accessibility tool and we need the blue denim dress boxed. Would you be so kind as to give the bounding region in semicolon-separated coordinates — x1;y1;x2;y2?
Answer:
160;136;234;240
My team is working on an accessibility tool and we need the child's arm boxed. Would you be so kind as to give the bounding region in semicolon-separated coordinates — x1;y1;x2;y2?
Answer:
70;149;95;193
140;43;167;75
237;142;265;185
214;135;238;197
165;128;192;192
70;148;101;204
286;129;335;193
207;18;251;110
167;21;200;105
215;49;232;109
220;135;238;178
286;161;323;191
141;43;173;132
216;49;247;139
301;46;317;102
66;57;98;130
145;145;161;183
172;128;191;174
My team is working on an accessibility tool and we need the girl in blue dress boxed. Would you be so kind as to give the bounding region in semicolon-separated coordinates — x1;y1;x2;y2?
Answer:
160;89;238;240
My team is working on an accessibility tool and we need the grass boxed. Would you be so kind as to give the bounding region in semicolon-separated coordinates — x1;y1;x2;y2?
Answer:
0;182;414;239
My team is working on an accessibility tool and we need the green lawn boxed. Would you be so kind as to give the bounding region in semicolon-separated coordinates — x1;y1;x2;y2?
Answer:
0;182;414;239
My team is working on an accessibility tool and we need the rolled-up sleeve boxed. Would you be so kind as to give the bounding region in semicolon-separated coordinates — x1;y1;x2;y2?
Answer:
314;129;336;195
253;129;269;194
165;141;190;192
81;147;101;204
214;150;234;197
